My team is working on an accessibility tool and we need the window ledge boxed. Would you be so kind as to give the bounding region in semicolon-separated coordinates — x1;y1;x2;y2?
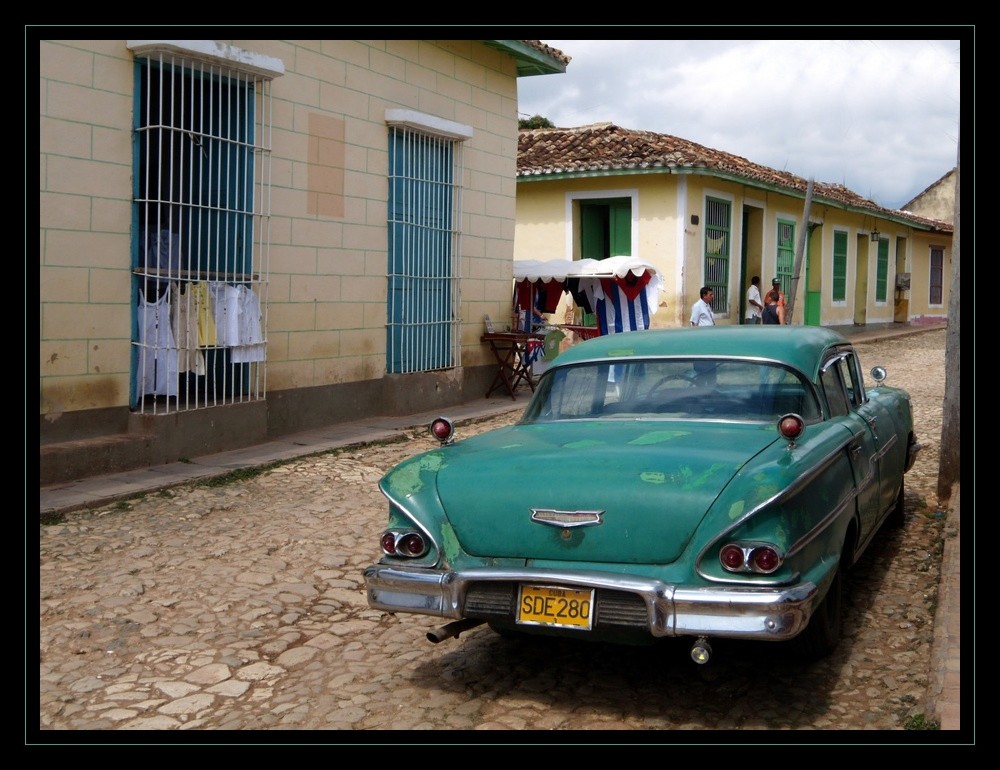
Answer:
127;40;284;80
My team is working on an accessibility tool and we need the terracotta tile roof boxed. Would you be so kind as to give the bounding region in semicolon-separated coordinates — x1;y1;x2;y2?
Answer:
517;123;952;234
519;40;571;66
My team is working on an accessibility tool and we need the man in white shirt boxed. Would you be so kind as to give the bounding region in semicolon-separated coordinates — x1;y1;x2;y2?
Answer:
690;286;716;327
745;275;763;324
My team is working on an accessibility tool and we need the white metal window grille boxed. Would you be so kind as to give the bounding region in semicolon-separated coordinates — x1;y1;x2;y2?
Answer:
386;126;463;374
131;50;273;415
704;197;731;313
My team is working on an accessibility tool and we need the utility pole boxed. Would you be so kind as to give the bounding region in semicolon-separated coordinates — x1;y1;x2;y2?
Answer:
938;133;960;500
785;178;813;325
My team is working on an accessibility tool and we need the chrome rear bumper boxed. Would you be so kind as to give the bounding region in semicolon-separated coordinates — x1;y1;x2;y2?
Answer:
363;564;819;641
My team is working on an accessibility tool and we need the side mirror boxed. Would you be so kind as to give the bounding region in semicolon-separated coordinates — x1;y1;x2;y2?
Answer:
870;366;887;385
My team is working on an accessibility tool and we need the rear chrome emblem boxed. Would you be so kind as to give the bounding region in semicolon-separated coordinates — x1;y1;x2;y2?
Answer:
530;509;605;528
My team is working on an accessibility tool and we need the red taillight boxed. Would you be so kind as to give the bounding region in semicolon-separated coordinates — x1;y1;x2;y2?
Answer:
720;544;745;571
751;546;781;573
431;417;454;444
777;413;805;440
720;543;783;573
398;532;426;557
381;530;427;558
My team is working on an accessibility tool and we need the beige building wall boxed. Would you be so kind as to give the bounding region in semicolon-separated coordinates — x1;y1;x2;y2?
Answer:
40;39;522;419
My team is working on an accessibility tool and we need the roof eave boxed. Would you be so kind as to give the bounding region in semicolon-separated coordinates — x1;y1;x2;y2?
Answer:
482;40;567;77
516;167;953;234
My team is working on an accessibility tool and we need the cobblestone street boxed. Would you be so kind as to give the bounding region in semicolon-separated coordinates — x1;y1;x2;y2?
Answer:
36;330;953;737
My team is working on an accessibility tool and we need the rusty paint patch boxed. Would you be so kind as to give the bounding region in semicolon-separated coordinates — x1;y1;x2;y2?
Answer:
386;453;446;497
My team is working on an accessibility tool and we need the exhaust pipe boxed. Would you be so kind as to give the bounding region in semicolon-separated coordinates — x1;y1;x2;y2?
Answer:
426;618;485;644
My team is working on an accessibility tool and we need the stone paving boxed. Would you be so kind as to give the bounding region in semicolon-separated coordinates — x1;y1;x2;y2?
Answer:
35;330;959;738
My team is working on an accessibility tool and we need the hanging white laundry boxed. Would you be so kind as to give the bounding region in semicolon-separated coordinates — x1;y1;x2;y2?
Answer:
231;285;266;363
209;282;243;347
137;284;179;397
170;282;207;375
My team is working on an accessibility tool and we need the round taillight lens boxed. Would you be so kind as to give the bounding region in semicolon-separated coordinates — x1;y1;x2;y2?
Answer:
751;546;781;573
777;414;804;439
431;418;453;443
720;544;745;571
380;532;397;555
399;532;426;557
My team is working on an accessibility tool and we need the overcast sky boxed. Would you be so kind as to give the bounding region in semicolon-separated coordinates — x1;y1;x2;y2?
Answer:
517;39;962;211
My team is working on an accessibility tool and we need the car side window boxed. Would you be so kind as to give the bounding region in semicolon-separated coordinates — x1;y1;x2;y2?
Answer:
820;363;850;418
844;352;868;405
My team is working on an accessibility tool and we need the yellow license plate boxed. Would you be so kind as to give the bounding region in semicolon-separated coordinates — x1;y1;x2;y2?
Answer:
517;584;594;630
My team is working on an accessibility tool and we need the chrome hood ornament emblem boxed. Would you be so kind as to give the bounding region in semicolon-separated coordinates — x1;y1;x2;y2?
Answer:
530;508;605;528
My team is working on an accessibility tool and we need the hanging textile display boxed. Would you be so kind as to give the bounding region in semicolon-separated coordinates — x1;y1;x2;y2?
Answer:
512;256;662;336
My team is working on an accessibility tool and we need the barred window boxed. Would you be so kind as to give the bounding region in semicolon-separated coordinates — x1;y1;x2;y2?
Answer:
776;220;795;289
929;247;944;305
385;111;470;374
875;237;889;302
704;197;731;314
128;42;279;415
832;230;848;302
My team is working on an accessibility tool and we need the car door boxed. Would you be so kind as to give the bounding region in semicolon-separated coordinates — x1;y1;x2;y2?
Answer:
843;350;900;519
820;353;882;549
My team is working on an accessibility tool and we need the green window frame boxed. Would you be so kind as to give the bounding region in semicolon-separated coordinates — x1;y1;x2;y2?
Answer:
776;219;795;288
704;197;731;314
580;198;632;260
875;237;889;302
832;230;848;302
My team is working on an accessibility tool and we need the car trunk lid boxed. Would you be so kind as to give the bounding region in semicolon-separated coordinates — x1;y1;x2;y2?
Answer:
435;421;778;564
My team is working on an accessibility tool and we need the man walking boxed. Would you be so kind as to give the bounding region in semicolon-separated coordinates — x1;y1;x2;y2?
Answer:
690;286;716;327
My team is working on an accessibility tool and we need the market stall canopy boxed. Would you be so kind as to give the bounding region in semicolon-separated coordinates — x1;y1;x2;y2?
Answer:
513;256;657;283
513;256;663;335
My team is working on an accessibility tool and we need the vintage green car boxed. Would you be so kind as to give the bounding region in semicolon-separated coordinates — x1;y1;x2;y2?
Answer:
363;326;920;663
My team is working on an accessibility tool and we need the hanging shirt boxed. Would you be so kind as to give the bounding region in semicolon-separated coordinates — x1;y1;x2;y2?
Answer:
137;284;179;397
231;285;266;363
190;282;218;347
170;282;206;375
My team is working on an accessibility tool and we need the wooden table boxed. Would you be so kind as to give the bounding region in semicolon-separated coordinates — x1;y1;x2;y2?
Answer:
556;324;601;340
481;331;545;399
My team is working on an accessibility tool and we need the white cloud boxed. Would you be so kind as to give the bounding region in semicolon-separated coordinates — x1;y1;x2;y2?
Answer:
518;38;962;209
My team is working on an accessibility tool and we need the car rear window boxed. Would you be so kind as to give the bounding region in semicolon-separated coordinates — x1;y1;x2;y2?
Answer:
523;359;821;423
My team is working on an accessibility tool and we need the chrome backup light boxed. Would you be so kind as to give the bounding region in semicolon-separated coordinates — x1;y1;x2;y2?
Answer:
430;417;455;445
380;530;428;558
690;636;712;664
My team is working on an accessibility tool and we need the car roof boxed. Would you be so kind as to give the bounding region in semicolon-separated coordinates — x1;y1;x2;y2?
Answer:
550;326;851;380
